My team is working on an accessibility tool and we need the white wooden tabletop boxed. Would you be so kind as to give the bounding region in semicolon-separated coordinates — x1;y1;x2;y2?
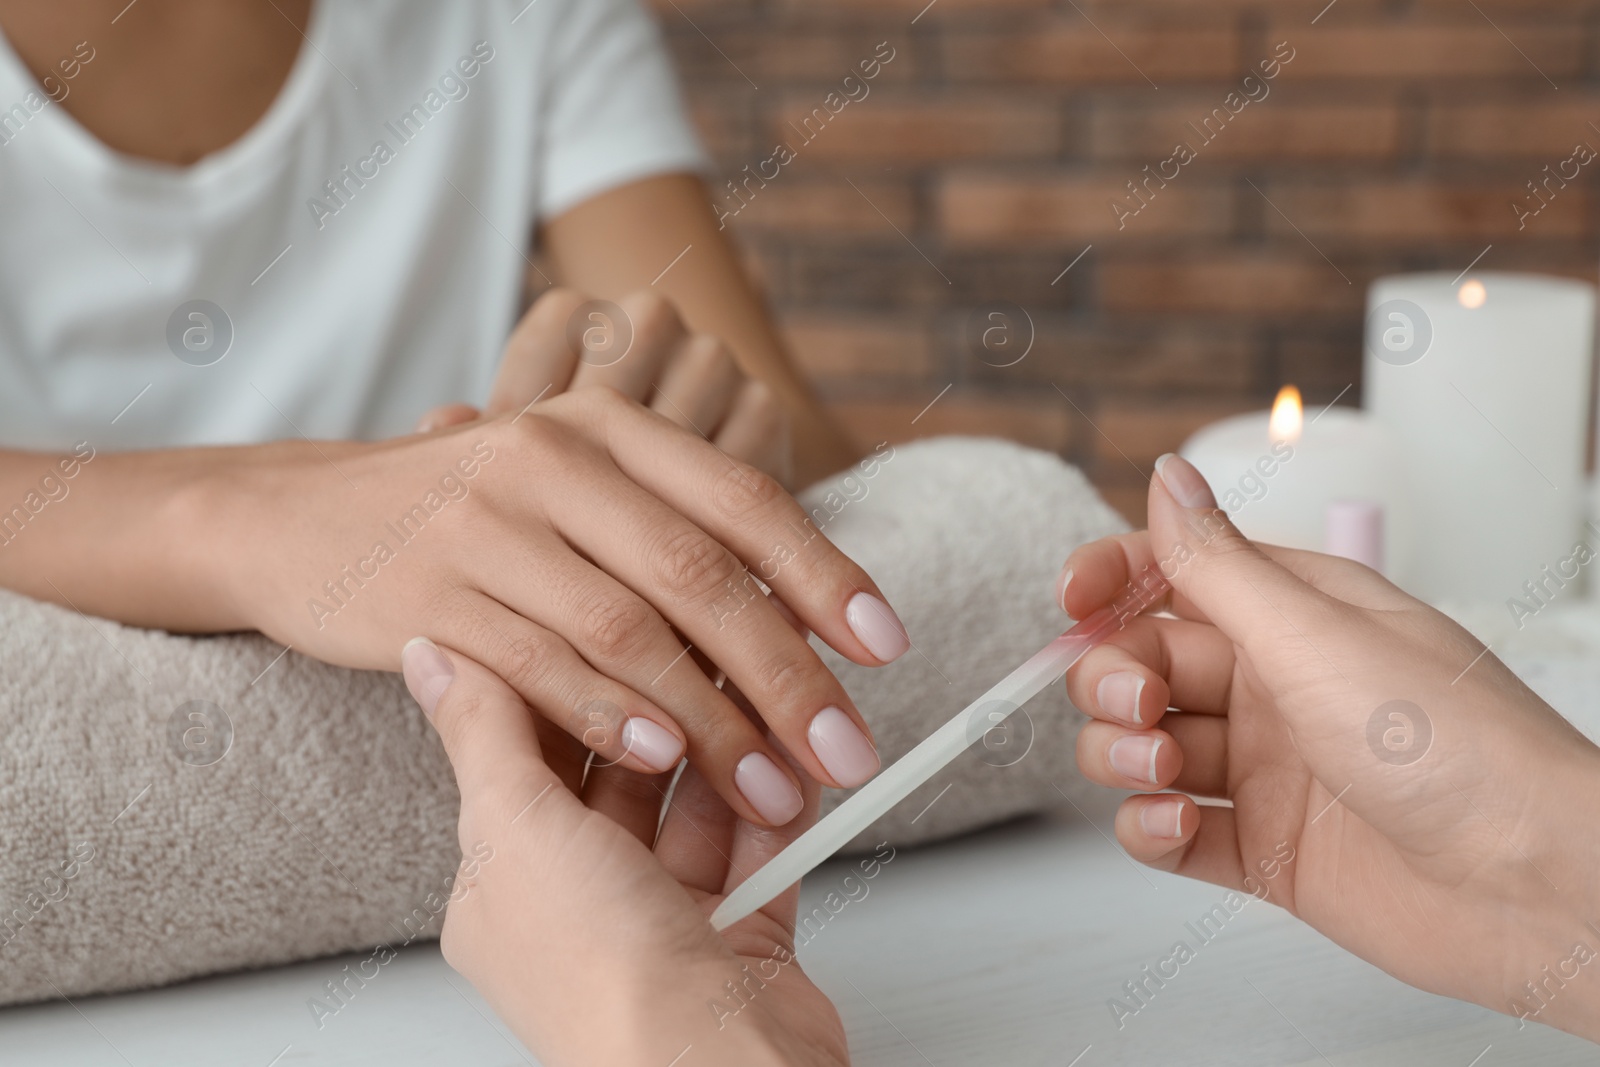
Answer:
2;645;1597;1066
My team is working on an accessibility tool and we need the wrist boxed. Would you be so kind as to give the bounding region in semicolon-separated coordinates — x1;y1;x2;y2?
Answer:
1500;743;1600;1041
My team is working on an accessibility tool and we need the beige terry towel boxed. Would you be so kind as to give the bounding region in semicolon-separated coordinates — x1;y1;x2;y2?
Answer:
0;436;1127;1004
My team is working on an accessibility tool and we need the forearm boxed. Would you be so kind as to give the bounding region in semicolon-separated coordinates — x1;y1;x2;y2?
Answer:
0;440;303;632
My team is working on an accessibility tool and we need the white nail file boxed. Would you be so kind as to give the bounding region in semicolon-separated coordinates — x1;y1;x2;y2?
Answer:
711;590;1158;932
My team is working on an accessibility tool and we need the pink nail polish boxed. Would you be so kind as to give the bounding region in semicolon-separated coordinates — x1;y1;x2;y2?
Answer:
734;752;804;825
845;592;910;663
1154;453;1218;510
808;706;880;787
401;637;454;718
1139;798;1186;839
621;718;684;773
1096;671;1146;725
1108;734;1162;785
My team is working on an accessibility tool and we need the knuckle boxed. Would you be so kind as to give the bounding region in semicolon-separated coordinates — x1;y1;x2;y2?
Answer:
577;593;658;663
654;526;740;600
500;628;560;695
524;287;587;331
754;654;829;707
713;461;785;520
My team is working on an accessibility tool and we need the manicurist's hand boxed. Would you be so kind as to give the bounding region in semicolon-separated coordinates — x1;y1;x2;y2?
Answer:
1061;454;1600;1040
204;382;904;827
404;638;850;1067
416;288;789;478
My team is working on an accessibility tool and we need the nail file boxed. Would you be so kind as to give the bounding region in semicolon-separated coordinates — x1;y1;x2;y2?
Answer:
711;573;1170;932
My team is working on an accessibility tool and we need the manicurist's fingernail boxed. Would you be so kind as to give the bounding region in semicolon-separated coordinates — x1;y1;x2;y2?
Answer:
1057;567;1075;615
1139;797;1186;839
808;706;880;787
846;591;910;663
735;752;805;825
1154;453;1218;510
414;414;438;433
621;717;685;773
1109;734;1163;785
1097;671;1146;725
401;637;454;719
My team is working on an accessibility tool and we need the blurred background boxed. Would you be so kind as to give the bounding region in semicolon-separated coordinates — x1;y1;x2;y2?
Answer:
619;0;1600;524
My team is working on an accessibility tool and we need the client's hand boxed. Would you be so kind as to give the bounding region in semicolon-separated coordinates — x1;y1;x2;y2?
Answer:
405;638;850;1067
416;288;788;478
215;384;901;827
1061;454;1600;1040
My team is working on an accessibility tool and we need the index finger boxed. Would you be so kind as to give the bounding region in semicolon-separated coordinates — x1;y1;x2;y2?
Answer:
584;391;909;669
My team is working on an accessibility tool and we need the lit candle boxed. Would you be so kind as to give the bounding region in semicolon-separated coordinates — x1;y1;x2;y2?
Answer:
1363;272;1595;602
1180;386;1414;580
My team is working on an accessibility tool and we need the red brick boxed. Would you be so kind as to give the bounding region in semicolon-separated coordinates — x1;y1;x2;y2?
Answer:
781;315;933;378
1430;98;1600;157
995;323;1258;391
826;394;1076;454
769;97;1060;163
718;177;915;235
1101;255;1364;316
937;173;1232;243
1279;24;1586;81
780;0;1053;18
1265;181;1590;241
943;25;1238;85
1092;100;1403;162
666;30;916;84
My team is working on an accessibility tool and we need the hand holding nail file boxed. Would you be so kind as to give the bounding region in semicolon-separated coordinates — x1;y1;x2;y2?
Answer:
711;566;1173;931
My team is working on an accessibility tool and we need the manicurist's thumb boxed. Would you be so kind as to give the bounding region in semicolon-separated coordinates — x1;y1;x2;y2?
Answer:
1147;453;1329;654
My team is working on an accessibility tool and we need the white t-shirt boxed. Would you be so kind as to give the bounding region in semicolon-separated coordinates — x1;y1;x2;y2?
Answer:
0;0;707;451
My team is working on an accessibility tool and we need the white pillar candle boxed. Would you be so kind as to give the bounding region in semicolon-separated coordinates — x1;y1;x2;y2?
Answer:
1181;388;1414;581
1363;272;1594;603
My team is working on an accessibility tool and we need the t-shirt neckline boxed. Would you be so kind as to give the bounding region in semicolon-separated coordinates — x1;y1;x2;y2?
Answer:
0;1;331;195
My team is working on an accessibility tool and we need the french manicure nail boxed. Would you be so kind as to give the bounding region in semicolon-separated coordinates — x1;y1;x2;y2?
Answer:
1096;671;1146;725
1154;453;1218;510
1057;567;1075;615
401;637;454;718
808;706;880;787
735;752;805;825
846;591;910;663
621;718;684;773
1108;734;1163;785
1139;797;1186;839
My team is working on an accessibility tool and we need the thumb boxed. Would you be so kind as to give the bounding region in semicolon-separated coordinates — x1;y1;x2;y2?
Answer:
401;637;555;806
1148;453;1337;656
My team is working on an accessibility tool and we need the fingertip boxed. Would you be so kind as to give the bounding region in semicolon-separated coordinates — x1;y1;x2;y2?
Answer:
401;636;455;720
1116;793;1198;865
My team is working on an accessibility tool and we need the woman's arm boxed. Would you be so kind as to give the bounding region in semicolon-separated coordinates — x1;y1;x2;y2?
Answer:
0;378;907;826
541;173;859;487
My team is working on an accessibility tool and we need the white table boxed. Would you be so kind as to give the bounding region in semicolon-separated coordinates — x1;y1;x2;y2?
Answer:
3;647;1598;1065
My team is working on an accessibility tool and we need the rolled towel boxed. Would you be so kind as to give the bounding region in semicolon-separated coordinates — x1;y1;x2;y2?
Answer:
0;436;1127;1004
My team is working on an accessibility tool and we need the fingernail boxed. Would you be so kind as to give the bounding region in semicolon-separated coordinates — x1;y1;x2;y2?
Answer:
1057;567;1075;615
1109;734;1163;785
1096;671;1146;725
401;637;454;718
1154;453;1217;510
621;718;685;773
415;415;437;433
807;706;880;787
735;752;805;825
1139;797;1186;839
846;591;910;663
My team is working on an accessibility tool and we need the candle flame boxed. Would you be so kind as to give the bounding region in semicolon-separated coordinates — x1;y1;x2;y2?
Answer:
1270;385;1303;443
1458;279;1487;309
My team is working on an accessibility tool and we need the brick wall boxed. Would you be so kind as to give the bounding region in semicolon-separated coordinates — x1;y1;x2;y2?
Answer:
650;0;1600;523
